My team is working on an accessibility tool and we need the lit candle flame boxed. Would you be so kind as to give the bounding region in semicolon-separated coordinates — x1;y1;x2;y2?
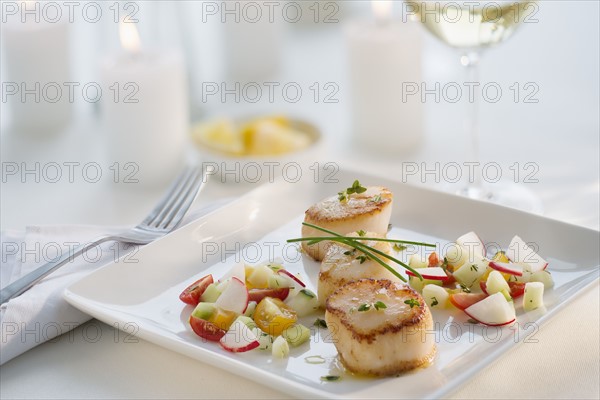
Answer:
119;20;141;53
371;0;393;24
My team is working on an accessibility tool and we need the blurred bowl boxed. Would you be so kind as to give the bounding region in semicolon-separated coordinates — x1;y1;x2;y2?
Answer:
190;115;324;185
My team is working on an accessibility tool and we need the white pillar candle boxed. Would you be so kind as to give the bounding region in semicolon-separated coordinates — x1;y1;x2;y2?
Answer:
346;0;423;153
0;1;71;133
100;22;188;187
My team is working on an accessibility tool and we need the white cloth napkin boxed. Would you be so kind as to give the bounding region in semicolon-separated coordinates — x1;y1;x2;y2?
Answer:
0;200;231;365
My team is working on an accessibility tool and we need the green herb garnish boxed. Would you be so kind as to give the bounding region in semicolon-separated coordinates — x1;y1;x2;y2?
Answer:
467;318;479;324
470;264;478;272
460;283;471;293
314;318;328;329
431;297;439;307
393;243;407;252
369;194;382;203
288;223;436;283
338;180;367;202
374;301;387;310
321;375;340;382
343;249;356;256
356;229;366;237
404;298;420;308
356;255;367;264
300;289;316;298
357;303;371;312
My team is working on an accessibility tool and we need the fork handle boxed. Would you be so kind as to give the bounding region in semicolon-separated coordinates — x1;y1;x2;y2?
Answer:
0;236;114;304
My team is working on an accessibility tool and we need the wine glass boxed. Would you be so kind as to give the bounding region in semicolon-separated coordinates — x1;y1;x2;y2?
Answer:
406;0;543;213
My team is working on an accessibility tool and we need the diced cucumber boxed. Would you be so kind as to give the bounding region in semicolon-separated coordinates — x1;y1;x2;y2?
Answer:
272;336;289;358
500;288;512;302
191;302;216;320
281;324;310;347
252;327;274;350
244;301;257;318
408;276;442;293
422;284;449;308
523;282;544;311
529;271;554;288
200;283;222;303
285;289;319;317
486;270;510;295
235;315;257;330
452;255;487;288
268;274;290;289
247;264;274;288
408;254;428;269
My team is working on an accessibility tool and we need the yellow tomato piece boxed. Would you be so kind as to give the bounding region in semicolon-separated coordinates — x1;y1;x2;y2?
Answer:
253;297;297;337
208;308;237;331
492;251;510;263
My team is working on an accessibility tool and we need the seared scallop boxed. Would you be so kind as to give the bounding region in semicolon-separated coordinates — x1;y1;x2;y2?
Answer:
325;279;435;376
301;186;393;261
318;232;402;308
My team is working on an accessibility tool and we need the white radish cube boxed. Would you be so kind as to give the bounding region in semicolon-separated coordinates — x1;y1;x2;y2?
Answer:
486;270;510;295
445;243;468;268
456;231;486;259
529;271;554;288
523;282;545;311
422;284;449;308
507;235;548;272
247;264;274;288
464;292;516;326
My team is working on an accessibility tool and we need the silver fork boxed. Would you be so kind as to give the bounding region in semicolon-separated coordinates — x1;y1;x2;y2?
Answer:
0;166;206;304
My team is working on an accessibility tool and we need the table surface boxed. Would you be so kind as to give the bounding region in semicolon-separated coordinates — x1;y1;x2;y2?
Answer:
1;3;599;399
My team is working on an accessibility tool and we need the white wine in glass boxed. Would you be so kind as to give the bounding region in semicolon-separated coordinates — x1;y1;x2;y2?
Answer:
406;0;543;212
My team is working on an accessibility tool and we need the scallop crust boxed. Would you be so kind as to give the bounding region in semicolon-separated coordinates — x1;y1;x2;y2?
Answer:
325;279;436;376
301;186;393;261
318;235;401;308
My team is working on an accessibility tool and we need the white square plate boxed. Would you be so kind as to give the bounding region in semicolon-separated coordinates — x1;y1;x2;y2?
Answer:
64;170;599;399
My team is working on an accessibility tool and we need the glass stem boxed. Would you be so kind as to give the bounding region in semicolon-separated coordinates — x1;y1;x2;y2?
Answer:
463;51;481;189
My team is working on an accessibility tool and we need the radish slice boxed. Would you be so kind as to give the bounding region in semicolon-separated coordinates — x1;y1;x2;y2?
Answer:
220;261;245;283
456;231;486;258
219;319;260;353
489;261;523;276
215;277;249;314
276;269;306;288
464;292;516;326
507;235;548;272
407;267;449;281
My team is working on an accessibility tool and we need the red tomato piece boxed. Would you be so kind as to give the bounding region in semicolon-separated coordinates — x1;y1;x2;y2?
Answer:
189;315;226;342
179;274;214;306
508;281;526;298
248;288;290;303
428;252;440;267
449;292;488;310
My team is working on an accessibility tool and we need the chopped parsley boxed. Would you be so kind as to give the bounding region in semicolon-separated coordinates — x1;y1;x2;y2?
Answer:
431;297;439;307
338;180;367;202
356;230;366;237
404;298;420;308
314;318;328;329
393;243;408;252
